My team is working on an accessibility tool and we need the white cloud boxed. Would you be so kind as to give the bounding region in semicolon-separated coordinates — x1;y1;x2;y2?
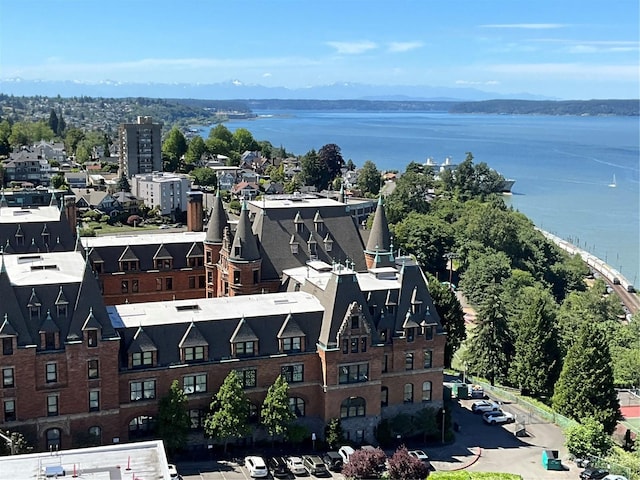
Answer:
480;23;567;29
262;72;272;77
325;41;377;55
387;41;424;53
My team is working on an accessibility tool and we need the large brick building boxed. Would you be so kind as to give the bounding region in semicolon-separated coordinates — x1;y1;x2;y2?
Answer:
0;191;447;450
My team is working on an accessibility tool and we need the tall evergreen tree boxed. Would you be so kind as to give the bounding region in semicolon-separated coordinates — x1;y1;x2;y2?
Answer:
464;286;512;385
552;321;620;434
205;371;250;453
260;375;295;443
357;160;381;196
48;109;58;135
116;172;131;192
426;274;466;367
509;287;561;397
318;143;344;180
157;380;190;454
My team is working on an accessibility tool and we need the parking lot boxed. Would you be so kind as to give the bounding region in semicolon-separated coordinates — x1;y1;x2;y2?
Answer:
178;459;346;480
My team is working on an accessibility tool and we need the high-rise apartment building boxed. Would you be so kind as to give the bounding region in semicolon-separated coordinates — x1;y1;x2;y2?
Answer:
118;116;162;178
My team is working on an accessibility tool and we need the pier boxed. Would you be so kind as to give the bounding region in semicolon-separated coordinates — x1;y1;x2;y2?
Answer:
538;229;639;315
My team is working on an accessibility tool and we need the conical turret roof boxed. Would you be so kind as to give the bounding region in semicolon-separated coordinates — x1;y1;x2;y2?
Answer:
230;202;261;262
205;190;228;244
365;196;391;253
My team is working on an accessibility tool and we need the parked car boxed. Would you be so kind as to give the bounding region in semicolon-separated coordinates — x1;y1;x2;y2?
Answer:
602;475;629;480
168;464;182;479
471;400;501;414
302;455;330;476
269;456;290;478
245;456;269;478
322;451;343;472
482;410;515;425
286;456;306;475
408;450;430;467
338;445;355;464
580;468;610;480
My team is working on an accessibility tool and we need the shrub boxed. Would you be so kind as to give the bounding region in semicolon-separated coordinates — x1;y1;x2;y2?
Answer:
387;445;430;480
341;447;386;479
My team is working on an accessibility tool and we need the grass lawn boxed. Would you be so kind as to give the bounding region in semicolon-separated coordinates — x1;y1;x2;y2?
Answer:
429;472;523;479
85;222;160;235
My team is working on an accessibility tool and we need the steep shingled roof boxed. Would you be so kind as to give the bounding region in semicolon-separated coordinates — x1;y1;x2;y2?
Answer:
230;202;261;262
205;190;228;244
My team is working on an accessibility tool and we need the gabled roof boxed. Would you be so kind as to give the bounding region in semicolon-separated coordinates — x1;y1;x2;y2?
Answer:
129;326;158;353
118;245;139;262
39;310;60;333
230;202;261;262
186;242;203;258
82;307;102;330
0;314;18;337
179;322;208;348
153;244;172;260
55;286;69;305
277;312;306;338
229;316;259;343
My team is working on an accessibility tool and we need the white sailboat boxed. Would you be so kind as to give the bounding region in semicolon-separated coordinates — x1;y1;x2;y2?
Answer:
608;174;617;188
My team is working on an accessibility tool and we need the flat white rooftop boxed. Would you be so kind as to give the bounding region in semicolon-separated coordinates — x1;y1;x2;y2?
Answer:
3;251;86;285
283;263;402;292
0;205;62;224
108;291;324;328
0;440;171;480
82;231;205;248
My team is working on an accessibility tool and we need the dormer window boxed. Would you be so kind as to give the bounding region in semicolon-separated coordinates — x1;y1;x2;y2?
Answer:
42;232;50;245
132;351;154;367
92;261;103;274
30;306;40;320
234;341;256;357
120;260;139;272
323;234;333;252
155;258;172;270
294;212;304;233
282;337;302;352
290;235;299;254
56;305;67;319
351;315;359;329
183;346;206;362
412;303;421;314
407;327;415;342
87;330;98;348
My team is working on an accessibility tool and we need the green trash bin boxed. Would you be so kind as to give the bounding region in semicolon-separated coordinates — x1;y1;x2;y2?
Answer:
541;450;563;470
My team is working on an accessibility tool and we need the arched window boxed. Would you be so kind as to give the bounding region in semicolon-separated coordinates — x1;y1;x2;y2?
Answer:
88;426;102;446
403;384;413;404
289;397;305;417
405;353;414;370
340;397;366;418
46;428;61;450
128;415;156;439
422;381;432;402
381;387;389;408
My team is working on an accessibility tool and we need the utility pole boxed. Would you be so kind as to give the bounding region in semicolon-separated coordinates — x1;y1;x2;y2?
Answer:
443;252;459;287
0;430;15;455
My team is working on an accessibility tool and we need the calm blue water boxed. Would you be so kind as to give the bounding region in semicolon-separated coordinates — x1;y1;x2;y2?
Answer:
202;111;640;285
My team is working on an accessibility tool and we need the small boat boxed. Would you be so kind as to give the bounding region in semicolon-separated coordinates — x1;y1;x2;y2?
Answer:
608;174;617;188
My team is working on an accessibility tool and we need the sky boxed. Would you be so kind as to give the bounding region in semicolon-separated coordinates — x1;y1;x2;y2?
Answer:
1;0;638;99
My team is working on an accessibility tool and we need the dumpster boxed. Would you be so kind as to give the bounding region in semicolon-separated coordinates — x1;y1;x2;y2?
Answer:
452;383;468;399
541;449;562;470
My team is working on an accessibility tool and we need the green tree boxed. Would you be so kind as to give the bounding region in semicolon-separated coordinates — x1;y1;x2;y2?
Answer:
509;287;561;397
465;286;512;385
357;160;381;196
393;213;453;273
341;447;387;480
162;127;188;172
299;149;330;190
426;275;466;368
65;128;85;154
387;445;431;480
185;135;207;167
56;111;66;136
318;143;345;180
261;375;295;443
324;418;344;450
116;172;131;192
157;380;190;454
552;321;620;434
232;128;258;153
191;167;218;187
48;109;59;134
565;416;613;459
51;173;68;190
0;430;32;456
458;250;511;306
205;371;251;453
0;120;11;156
384;164;434;224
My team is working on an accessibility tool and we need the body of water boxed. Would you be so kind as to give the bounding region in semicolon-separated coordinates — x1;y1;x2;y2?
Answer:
201;111;640;285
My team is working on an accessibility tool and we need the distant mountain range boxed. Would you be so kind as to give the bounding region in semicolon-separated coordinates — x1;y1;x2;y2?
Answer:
0;78;554;101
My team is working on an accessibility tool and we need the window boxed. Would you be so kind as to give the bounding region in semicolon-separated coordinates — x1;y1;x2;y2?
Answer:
4;399;16;422
237;369;257;388
382;354;388;373
89;390;100;411
128;415;156;439
189;409;205;429
30;306;40;320
132;279;139;293
423;350;433;369
184;346;205;362
165;277;173;291
189;276;196;289
381;386;389;407
281;364;304;383
340;397;366;418
233;270;241;284
130;380;156;401
155;278;162;291
405;353;414;370
342;339;349;354
57;304;67;319
199;276;205;288
87;330;98;347
2;368;14;388
289;397;305;417
253;270;259;284
422;381;432;402
425;326;434;341
403;384;413;404
361;338;367;352
155;259;172;270
45;428;61;450
88;360;99;379
46;363;58;383
184;374;207;395
132;351;153;367
44;332;56;350
407;327;415;342
235;341;255;356
339;363;369;384
351;315;359;329
88;426;102;445
350;337;358;353
206;251;212;264
121;280;129;293
47;394;59;416
282;337;301;352
2;338;13;355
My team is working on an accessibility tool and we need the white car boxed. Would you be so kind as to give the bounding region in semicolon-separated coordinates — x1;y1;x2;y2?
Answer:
338;445;355;464
245;456;268;478
482;410;515;425
167;464;181;479
602;476;628;480
286;456;306;475
408;450;430;466
471;400;501;414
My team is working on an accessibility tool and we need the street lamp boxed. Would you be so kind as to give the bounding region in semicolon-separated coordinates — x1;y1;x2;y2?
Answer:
443;252;458;287
441;408;446;443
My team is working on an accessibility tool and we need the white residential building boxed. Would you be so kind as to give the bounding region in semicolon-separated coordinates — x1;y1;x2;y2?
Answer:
131;172;191;215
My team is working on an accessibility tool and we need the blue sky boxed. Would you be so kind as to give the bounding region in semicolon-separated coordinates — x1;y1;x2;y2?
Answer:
1;0;638;99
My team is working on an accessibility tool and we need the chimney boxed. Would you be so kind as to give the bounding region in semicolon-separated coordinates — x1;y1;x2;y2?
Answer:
64;195;77;237
187;191;204;232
